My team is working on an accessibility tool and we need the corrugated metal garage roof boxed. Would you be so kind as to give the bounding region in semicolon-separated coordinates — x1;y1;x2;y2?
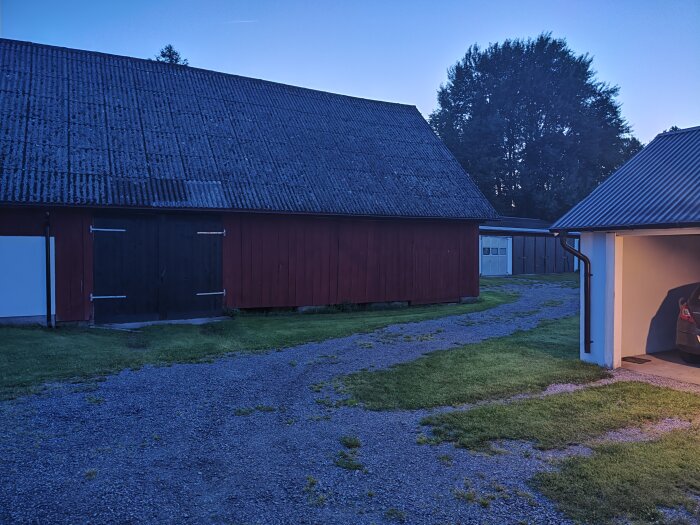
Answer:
0;39;496;220
552;126;700;231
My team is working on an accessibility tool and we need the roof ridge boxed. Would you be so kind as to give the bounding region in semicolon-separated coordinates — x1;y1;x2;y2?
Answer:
655;125;700;138
0;37;418;111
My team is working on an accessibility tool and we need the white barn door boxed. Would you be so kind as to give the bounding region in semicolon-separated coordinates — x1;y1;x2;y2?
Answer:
0;236;55;321
480;236;511;276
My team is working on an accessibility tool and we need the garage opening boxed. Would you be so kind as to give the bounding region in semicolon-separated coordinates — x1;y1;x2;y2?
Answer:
618;232;700;384
92;214;223;324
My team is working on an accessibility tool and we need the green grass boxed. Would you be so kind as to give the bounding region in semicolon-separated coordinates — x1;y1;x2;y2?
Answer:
0;290;515;400
481;272;579;289
533;427;700;524
423;382;700;450
343;316;607;410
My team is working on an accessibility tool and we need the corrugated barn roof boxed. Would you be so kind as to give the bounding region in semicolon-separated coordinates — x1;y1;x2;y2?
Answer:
0;39;496;220
552;126;700;231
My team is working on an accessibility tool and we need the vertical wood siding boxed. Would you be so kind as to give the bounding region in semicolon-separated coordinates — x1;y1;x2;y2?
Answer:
1;208;479;321
223;214;479;308
510;234;576;275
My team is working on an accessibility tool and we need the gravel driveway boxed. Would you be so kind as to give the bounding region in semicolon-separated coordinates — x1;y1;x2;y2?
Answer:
1;282;579;524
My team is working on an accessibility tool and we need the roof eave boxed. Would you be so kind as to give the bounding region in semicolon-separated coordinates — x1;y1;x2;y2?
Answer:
550;221;700;233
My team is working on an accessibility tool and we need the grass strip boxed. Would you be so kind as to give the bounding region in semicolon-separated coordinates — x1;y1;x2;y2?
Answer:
532;427;700;524
422;381;700;450
344;316;607;410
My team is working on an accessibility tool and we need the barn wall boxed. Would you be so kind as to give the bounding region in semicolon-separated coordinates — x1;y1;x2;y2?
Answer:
1;207;480;322
0;207;93;322
223;214;479;309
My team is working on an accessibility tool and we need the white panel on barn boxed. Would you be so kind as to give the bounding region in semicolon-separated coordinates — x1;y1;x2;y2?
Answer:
0;236;55;320
480;236;511;276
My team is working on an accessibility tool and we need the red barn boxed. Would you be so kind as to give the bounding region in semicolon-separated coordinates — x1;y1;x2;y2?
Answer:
0;39;496;325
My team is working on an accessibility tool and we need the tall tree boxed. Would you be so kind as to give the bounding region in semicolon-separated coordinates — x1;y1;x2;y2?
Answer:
430;34;641;220
155;44;189;65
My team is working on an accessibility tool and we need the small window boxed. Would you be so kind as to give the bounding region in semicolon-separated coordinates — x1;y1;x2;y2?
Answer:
499;247;507;255
482;247;490;255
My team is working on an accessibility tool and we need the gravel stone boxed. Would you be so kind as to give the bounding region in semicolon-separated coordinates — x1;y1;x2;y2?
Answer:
1;283;581;524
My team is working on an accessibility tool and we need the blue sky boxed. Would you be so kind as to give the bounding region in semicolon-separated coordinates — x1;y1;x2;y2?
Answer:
2;0;698;143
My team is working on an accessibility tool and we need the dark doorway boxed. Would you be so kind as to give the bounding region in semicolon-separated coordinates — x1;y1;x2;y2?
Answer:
92;213;223;323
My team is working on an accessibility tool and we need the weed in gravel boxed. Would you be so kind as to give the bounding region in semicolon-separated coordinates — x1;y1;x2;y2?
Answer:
416;433;439;445
384;507;407;522
490;481;506;493
308;414;331;422
541;299;564;307
85;395;104;405
334;449;364;471
310;382;326;392
315;397;336;408
509;308;542;319
288;360;297;367
478;495;495;508
84;469;97;480
255;405;275;412
234;407;254;416
339;435;361;449
303;475;327;507
515;489;537;506
437;453;453;466
71;382;100;393
452;488;476;503
358;342;374;349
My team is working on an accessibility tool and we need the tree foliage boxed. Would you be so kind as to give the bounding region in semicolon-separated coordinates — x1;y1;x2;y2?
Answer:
430;34;642;220
155;44;189;66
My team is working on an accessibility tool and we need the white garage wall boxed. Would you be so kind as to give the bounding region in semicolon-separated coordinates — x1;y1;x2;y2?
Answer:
580;231;618;368
0;236;55;320
620;234;700;357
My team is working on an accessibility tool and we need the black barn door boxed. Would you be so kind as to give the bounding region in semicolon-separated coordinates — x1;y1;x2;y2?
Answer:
158;215;224;320
93;216;160;323
92;214;223;323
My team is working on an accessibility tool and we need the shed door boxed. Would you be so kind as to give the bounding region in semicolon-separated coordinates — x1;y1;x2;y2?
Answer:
92;214;223;323
481;236;510;276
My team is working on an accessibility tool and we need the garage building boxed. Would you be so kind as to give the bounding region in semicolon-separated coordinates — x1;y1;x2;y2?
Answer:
552;126;700;379
0;39;496;324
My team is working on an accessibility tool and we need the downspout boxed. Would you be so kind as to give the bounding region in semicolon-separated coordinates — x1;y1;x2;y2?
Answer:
44;211;53;328
556;232;591;353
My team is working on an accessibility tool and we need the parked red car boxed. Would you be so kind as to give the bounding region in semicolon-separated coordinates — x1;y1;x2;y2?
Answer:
677;285;700;363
